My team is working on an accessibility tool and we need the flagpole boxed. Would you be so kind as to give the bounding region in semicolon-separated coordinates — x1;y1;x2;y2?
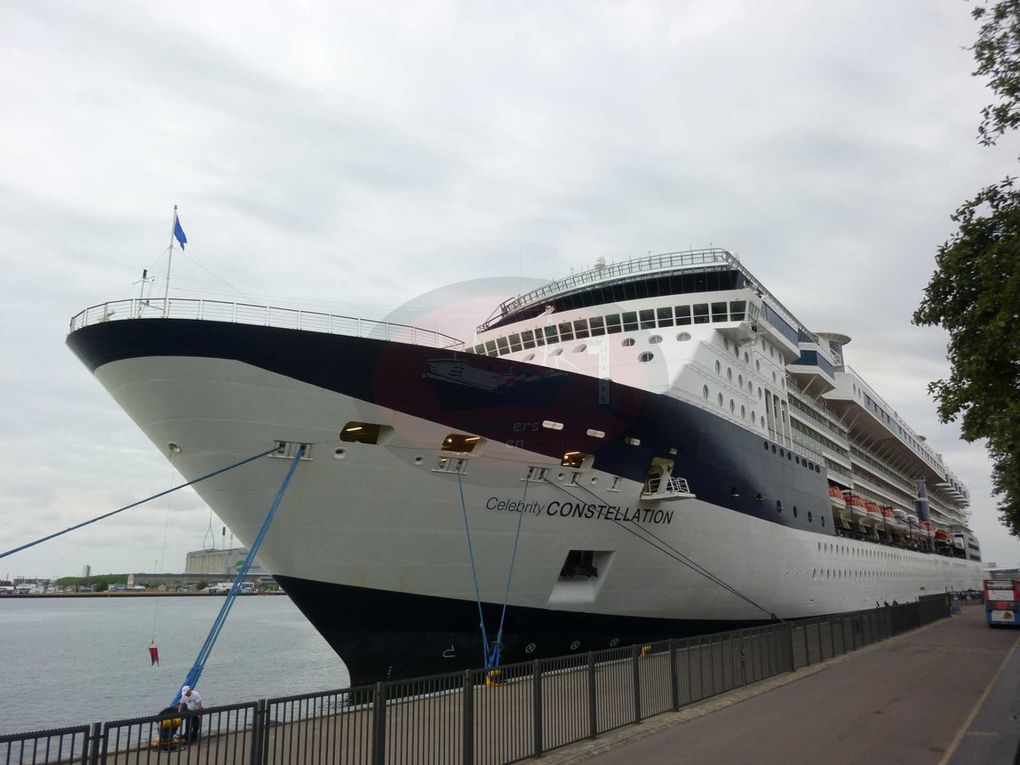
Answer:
164;204;177;317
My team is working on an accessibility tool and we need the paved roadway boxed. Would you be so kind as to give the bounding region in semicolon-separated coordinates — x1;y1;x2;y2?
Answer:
549;606;1020;765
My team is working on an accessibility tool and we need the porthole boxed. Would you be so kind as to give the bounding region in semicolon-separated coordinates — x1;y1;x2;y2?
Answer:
552;348;564;356
573;344;587;353
638;352;654;362
738;374;743;387
727;368;733;381
756;360;761;372
807;510;812;523
779;448;785;457
740;405;746;418
729;399;735;413
717;393;724;406
744;352;749;363
677;332;692;342
333;447;348;460
715;360;721;374
776;500;783;512
649;335;662;344
167;442;182;454
792;506;799;518
703;385;710;400
413;455;423;465
763;441;769;450
524;353;536;361
621;338;636;347
772;371;777;383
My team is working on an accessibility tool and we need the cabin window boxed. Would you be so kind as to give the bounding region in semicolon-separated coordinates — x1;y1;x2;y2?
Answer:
521;330;536;349
442;433;482;453
622;338;636;347
484;340;497;355
675;306;692;325
639;309;656;329
605;314;622;334
648;335;662;344
589;316;606;336
656;307;674;327
340;422;389;444
638;352;654;362
496;337;510;355
544;326;558;344
573;319;590;339
693;304;710;324
533;330;546;346
712;302;728;322
542;420;564;430
677;332;692;342
508;334;523;352
586;428;605;438
558;322;574;341
730;301;746;321
622;311;639;331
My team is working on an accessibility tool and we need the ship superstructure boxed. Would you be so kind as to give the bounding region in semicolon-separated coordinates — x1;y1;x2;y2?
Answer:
66;248;980;684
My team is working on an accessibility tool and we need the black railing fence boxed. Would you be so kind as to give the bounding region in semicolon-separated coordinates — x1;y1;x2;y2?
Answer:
1;597;951;765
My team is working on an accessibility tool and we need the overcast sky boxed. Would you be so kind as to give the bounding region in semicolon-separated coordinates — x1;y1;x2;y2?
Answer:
2;0;1019;580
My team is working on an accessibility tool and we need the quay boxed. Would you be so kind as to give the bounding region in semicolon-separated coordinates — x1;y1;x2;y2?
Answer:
5;599;1015;765
548;605;1020;765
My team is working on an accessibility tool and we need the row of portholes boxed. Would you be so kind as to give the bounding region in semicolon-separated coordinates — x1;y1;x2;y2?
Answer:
817;540;912;562
703;385;765;427
763;440;823;474
812;568;910;581
773;499;824;526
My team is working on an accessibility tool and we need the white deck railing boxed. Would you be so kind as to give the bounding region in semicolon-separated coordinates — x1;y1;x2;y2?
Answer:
68;298;465;350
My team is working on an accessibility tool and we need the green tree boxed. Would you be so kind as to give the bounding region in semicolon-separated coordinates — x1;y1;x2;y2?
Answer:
914;0;1020;534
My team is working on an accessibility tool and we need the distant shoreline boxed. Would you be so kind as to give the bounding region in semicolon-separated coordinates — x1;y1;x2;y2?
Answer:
1;591;286;599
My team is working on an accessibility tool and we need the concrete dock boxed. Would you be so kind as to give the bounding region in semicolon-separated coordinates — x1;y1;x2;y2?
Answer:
544;606;1020;764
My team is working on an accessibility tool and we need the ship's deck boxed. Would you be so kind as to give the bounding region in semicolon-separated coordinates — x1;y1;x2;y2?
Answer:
68;297;464;350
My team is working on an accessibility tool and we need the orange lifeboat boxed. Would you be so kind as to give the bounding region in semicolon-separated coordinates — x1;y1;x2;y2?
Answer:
934;528;951;543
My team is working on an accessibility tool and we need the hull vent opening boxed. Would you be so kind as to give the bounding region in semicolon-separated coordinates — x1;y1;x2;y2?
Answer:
273;441;313;460
442;433;484;453
340;422;393;445
549;550;615;605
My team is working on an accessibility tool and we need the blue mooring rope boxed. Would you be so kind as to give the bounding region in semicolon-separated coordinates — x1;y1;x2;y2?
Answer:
0;446;281;562
456;471;491;665
172;445;305;706
488;478;530;669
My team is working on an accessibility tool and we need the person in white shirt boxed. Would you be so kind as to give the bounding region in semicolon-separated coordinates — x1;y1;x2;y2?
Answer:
177;685;204;741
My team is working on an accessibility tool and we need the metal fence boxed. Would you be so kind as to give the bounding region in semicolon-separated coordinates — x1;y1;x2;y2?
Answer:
1;597;950;765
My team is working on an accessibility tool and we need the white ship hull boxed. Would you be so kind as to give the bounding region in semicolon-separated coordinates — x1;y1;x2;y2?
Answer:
67;316;980;683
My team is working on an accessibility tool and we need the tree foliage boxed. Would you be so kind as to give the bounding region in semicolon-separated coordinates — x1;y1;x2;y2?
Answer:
914;0;1020;535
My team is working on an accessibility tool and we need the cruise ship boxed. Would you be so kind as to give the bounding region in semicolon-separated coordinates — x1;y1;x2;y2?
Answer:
66;249;981;684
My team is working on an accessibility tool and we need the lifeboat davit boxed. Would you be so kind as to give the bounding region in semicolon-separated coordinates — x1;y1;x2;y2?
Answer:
829;485;851;523
863;501;882;529
848;495;869;526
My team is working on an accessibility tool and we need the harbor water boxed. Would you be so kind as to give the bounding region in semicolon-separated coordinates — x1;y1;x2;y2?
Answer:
0;596;350;734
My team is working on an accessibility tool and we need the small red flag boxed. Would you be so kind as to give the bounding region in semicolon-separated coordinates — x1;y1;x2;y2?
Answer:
149;645;160;666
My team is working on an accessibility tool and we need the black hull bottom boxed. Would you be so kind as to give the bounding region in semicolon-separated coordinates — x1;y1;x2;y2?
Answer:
276;575;768;686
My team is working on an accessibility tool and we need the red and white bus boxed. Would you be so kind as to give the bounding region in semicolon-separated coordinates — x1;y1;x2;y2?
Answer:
984;568;1020;627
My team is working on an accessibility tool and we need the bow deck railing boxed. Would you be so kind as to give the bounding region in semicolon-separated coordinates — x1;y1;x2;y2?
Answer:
68;298;465;350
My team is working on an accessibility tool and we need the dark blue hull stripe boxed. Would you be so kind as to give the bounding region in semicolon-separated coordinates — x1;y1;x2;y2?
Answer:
66;319;835;537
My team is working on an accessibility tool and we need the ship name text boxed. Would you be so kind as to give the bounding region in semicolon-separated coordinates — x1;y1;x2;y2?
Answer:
485;497;673;525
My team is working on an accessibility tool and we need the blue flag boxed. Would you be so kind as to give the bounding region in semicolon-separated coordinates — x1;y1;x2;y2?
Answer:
174;215;187;250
